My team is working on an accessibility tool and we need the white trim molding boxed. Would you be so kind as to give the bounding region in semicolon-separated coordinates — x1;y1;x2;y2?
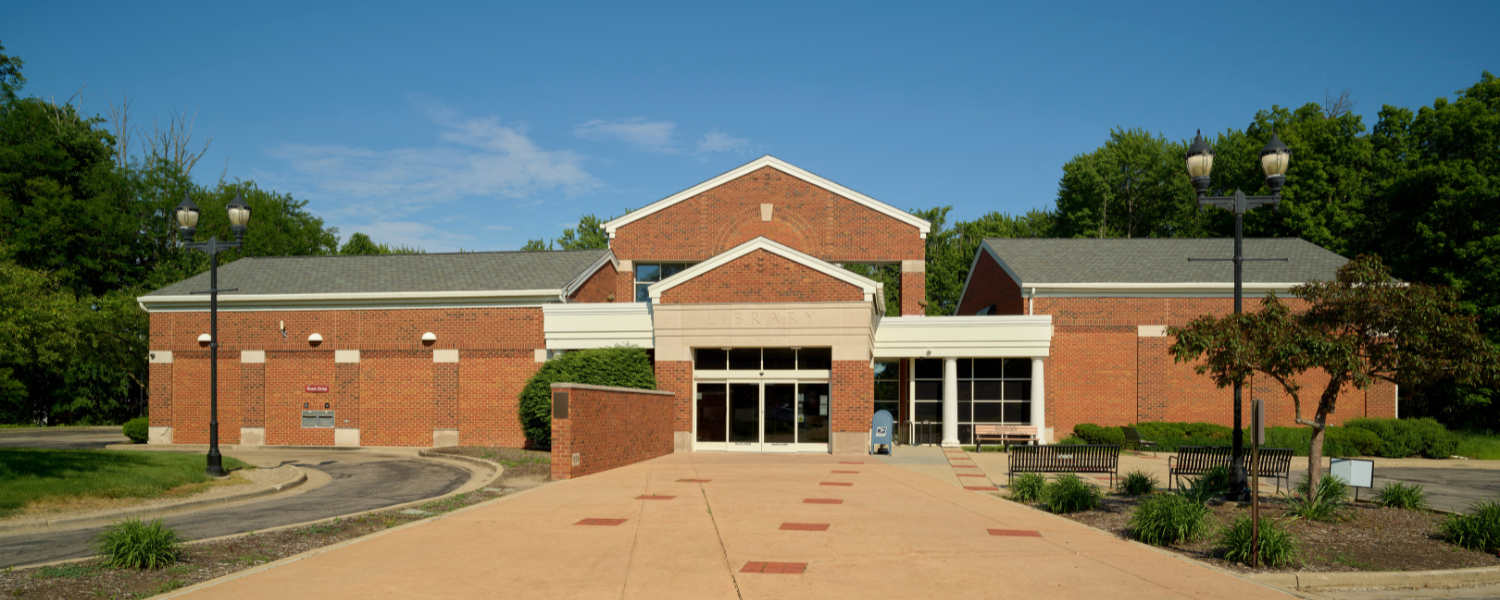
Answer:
602;156;931;238
872;315;1052;358
137;289;561;313
543;302;654;349
560;250;619;301
647;237;886;315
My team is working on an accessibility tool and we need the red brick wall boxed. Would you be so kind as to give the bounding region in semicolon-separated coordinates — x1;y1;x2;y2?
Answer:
264;350;336;446
1035;296;1399;438
149;362;172;427
956;250;1025;316
831;361;873;433
169;351;241;445
902;271;927;316
657;250;864;305
569;261;617;303
610;166;924;263
459;349;539;447
361;351;434;447
549;384;675;480
241;362;265;429
654;361;693;432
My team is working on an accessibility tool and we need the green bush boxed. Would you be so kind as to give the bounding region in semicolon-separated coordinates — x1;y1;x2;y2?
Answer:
518;346;656;447
1215;515;1301;568
1056;435;1088;445
1008;472;1046;503
1042;473;1102;514
93;517;182;569
1175;465;1229;504
1121;469;1158;496
1289;473;1350;521
1439;500;1500;552
1325;427;1383;456
1345;417;1458;459
1072;423;1126;446
1374;481;1430;511
1129;493;1212;546
122;417;149;444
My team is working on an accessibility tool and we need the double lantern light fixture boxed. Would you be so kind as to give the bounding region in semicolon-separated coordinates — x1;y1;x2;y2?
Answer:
174;193;252;477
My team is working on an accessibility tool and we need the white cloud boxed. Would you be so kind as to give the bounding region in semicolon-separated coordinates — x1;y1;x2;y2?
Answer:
574;118;678;154
265;102;596;219
695;128;751;155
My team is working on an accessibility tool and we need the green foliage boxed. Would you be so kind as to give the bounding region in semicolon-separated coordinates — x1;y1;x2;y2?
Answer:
518;346;657;446
1129;493;1211;546
1121;469;1158;495
92;517;182;569
0;449;249;517
1374;481;1430;511
1215;515;1301;568
1071;423;1125;446
522;214;614;252
1007;472;1046;503
1176;466;1229;504
1439;500;1500;553
339;232;423;255
29;564;98;579
1344;417;1459;458
0;41;24;102
1051;128;1208;240
1455;431;1500;460
122;417;148;444
1288;473;1350;521
913;206;1052;315
1041;473;1102;514
1056;435;1088;445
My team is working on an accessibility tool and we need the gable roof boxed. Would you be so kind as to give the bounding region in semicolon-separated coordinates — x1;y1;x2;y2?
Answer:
139;249;611;311
601;155;931;238
958;238;1349;301
648;236;886;314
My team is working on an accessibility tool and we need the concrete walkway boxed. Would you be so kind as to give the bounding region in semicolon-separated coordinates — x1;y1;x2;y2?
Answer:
177;452;1290;600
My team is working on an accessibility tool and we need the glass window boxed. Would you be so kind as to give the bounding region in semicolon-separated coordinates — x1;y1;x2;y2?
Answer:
634;262;692;303
914;358;942;379
1003;358;1031;379
763;348;796;370
695;348;727;370
796;347;831;370
873;360;900;420
729;348;760;370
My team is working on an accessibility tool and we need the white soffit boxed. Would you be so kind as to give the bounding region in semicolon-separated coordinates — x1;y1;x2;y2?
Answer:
601;155;932;238
872;315;1053;358
646;237;886;314
137;289;562;312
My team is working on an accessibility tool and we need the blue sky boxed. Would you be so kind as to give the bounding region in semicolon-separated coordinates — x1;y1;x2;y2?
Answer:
9;1;1498;252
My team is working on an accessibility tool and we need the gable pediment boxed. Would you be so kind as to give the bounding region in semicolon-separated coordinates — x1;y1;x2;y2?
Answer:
648;237;886;314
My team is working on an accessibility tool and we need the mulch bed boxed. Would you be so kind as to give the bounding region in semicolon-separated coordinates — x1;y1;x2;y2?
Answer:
1049;493;1500;574
1;453;545;599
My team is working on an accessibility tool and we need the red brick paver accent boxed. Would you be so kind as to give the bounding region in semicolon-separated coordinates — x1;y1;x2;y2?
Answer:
780;523;830;531
839;461;864;465
636;495;675;500
820;482;854;487
740;561;808;575
832;470;859;474
803;498;844;504
677;479;712;483
958;474;988;478
574;518;628;526
988;529;1043;537
965;486;1000;491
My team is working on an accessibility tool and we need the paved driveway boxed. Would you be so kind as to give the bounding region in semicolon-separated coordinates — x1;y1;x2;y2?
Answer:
174;452;1289;600
0;450;469;567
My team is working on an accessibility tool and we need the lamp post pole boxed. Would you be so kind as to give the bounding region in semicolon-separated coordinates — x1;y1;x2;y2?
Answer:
176;193;252;477
1185;130;1291;501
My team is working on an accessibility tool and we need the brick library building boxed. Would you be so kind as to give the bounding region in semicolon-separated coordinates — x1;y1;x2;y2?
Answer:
139;156;1396;454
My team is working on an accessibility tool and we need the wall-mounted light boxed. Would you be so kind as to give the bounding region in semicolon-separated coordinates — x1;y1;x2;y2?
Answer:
198;333;212;343
422;332;437;345
308;333;323;347
279;321;287;338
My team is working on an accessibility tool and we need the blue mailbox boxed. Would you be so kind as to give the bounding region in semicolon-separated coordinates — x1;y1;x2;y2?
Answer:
870;410;895;455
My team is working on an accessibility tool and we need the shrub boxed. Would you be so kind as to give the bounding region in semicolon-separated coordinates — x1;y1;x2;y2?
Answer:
1215;515;1300;568
1374;481;1430;511
1129;493;1211;546
1008;472;1046;503
93;517;182;569
1072;424;1126;446
1056;435;1088;445
518;346;656;446
1288;473;1349;521
1439;500;1500;553
1325;427;1382;457
1345;417;1457;458
122;418;149;444
1042;474;1102;514
1175;466;1229;504
1121;469;1157;496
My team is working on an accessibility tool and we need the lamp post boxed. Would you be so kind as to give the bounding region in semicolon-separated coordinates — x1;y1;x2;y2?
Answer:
175;192;252;477
1185;130;1291;501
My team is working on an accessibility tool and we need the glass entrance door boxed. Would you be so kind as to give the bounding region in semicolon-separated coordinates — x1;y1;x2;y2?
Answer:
695;381;830;452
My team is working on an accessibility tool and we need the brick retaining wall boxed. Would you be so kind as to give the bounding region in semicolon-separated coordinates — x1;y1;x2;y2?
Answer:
550;383;676;480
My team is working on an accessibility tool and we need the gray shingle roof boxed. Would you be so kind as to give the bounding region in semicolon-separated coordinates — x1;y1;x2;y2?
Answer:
145;249;610;297
979;238;1348;284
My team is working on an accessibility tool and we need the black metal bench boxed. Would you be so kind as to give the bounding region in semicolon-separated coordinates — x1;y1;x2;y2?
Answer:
1167;446;1295;493
1123;427;1157;455
1008;444;1120;488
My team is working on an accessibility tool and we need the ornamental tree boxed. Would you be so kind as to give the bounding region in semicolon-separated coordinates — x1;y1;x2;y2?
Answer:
1169;255;1499;493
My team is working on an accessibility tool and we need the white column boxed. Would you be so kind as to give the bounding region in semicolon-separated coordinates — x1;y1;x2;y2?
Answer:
1031;357;1046;443
941;357;960;447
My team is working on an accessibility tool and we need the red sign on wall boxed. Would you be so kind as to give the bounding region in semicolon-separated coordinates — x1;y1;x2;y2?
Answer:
305;385;330;393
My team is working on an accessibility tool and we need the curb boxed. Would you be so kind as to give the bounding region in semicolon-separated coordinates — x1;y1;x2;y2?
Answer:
0;467;307;535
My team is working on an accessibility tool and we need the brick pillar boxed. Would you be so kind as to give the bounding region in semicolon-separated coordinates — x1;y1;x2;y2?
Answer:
831;360;874;455
240;351;266;445
334;350;361;447
616;259;635;304
901;260;926;316
433;350;459;447
148;357;173;444
654;360;692;451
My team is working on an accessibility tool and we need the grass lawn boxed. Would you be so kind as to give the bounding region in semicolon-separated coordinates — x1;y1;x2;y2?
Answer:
1455;431;1500;460
0;449;251;518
